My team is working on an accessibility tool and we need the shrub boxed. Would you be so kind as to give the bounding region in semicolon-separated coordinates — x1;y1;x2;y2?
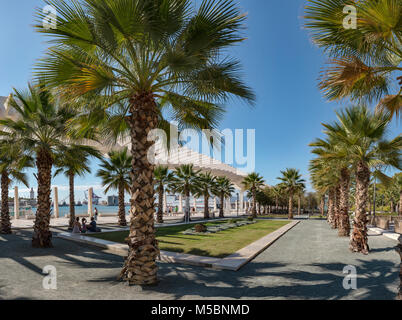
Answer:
195;224;207;233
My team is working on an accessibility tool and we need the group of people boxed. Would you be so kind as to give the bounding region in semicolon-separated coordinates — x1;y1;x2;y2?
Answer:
72;208;101;234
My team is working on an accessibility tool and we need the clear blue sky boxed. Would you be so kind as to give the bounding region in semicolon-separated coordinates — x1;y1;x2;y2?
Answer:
0;0;399;200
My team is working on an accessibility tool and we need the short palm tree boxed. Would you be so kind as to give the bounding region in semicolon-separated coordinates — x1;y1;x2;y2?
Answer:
154;166;174;224
97;148;132;227
325;106;401;254
35;0;255;285
212;177;235;218
277;169;306;220
194;172;216;219
54;145;101;229
0;143;32;234
169;164;200;222
242;173;265;218
305;0;402;118
0;84;83;247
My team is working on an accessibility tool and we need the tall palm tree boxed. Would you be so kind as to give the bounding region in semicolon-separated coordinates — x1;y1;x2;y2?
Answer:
327;106;401;254
169;164;200;222
194;172;216;220
0;143;32;234
0;85;82;247
35;0;255;285
212;176;235;218
305;0;402;118
277;169;306;220
97;148;132;227
154;166;174;224
54;145;101;229
242;173;265;218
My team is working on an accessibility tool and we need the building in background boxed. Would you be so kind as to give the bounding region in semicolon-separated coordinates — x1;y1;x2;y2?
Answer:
107;196;118;206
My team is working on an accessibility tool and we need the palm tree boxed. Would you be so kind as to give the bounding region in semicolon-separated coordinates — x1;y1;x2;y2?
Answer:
212;177;235;218
327;106;401;254
194;172;216;220
0;143;32;234
309;157;339;228
0;84;82;247
277;169;306;220
309;137;352;236
305;0;402;118
35;0;255;285
97;148;132;227
242;173;265;218
154;166;174;224
271;185;282;214
169;165;200;222
54;145;101;229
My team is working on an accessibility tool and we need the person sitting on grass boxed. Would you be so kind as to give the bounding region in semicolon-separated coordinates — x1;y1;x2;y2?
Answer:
87;217;101;233
72;217;81;234
81;218;88;233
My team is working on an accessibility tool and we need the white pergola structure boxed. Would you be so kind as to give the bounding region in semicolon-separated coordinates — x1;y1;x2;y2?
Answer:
1;96;248;216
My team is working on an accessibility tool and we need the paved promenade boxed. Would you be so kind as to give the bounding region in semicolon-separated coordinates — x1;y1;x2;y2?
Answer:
0;220;399;300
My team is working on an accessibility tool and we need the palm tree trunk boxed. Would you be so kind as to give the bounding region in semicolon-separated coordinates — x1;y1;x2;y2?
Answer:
68;173;75;229
1;171;11;234
327;187;336;228
119;92;159;286
252;190;257;218
219;194;224;218
157;184;164;224
32;149;53;248
334;184;341;229
118;184;127;227
320;196;325;217
298;196;301;216
184;191;190;222
399;191;402;216
350;161;370;254
338;168;351;237
288;194;293;219
204;194;209;219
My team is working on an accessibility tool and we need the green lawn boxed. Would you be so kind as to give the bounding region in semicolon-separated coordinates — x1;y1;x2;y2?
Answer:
89;220;290;258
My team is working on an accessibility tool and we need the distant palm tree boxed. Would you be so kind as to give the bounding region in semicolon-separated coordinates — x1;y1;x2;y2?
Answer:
154;166;174;224
169;165;200;222
277;169;306;220
35;0;255;285
194;172;216;220
212;177;235;218
54;145;101;229
242;173;265;218
305;0;402;118
0;84;84;247
0;143;32;234
97;148;132;227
